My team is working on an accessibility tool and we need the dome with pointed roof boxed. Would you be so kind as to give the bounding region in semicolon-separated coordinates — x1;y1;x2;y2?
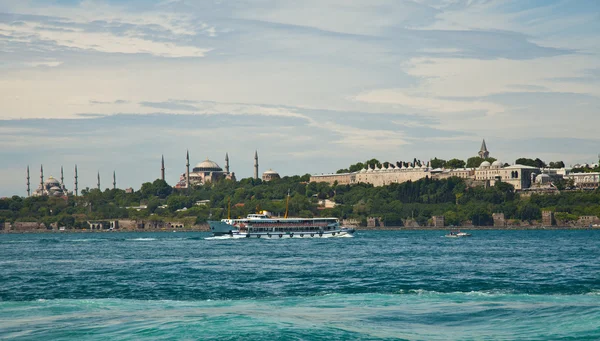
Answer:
193;159;222;172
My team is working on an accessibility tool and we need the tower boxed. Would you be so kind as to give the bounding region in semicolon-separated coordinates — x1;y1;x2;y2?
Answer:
97;172;101;190
40;165;44;190
478;139;489;159
113;171;116;190
26;165;30;197
74;165;78;196
225;153;230;173
254;150;259;180
161;155;165;181
186;150;190;189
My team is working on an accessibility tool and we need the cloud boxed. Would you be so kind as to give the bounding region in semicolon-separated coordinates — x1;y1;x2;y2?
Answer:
0;0;599;196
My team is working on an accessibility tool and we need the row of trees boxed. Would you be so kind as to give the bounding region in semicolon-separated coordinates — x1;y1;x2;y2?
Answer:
337;157;572;172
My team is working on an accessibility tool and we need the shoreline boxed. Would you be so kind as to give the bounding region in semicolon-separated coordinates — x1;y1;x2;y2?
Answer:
2;226;599;234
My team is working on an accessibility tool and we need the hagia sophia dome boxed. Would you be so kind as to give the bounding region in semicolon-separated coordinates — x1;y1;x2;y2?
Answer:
262;169;281;181
193;159;223;172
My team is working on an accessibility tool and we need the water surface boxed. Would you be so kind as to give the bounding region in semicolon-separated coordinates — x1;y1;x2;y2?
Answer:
1;230;599;340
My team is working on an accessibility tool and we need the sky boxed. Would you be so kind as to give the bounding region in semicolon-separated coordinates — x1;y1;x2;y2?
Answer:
1;0;599;197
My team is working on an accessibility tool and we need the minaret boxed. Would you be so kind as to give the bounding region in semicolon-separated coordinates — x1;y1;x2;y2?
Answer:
74;165;78;196
225;153;230;173
60;166;64;186
254;150;259;180
26;165;30;197
113;171;116;190
161;155;165;181
97;172;101;190
478;139;489;159
186;150;190;189
40;165;44;190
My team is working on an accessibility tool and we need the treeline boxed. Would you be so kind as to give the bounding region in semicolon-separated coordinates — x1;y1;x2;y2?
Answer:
337;157;577;172
2;174;600;228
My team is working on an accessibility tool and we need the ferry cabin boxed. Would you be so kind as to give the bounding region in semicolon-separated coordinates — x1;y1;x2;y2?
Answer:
225;214;340;233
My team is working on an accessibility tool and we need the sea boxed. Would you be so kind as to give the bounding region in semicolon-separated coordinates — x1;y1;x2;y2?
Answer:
1;230;599;340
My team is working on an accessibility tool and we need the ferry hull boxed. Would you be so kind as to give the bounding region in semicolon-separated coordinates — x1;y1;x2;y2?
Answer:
206;229;354;239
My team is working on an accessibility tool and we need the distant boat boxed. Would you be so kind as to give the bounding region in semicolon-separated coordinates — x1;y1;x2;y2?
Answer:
445;230;472;238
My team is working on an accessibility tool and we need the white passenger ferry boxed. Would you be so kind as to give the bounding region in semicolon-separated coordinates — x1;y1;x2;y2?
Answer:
208;211;355;239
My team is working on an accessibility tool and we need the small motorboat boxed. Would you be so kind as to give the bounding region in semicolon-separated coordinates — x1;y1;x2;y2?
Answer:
445;230;472;238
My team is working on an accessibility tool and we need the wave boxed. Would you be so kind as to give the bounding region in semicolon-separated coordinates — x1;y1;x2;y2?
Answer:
126;238;157;241
2;294;599;341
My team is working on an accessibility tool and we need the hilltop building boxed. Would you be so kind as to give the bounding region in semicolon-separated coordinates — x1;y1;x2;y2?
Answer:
310;160;432;187
175;152;236;188
31;165;70;197
262;169;281;182
309;140;553;191
474;161;539;190
478;139;490;159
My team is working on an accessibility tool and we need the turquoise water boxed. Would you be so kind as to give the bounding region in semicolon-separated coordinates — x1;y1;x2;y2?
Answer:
1;230;599;340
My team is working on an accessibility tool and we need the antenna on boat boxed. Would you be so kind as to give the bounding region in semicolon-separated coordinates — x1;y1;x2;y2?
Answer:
284;189;290;219
227;197;231;220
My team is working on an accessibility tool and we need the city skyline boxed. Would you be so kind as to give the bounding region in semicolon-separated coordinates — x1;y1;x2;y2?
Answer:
1;0;599;196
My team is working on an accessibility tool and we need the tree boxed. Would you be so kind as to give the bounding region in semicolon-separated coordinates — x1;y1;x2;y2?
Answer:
549;161;565;169
515;158;537;167
446;158;466;169
533;158;547;168
430;158;446;169
466;157;496;168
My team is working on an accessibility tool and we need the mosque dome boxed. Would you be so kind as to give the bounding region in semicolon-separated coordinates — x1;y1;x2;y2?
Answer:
491;160;502;168
479;161;491;169
262;169;281;181
193;159;223;172
360;168;367;173
44;176;60;185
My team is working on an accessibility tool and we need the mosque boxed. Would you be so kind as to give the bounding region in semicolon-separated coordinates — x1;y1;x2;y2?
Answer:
27;164;119;197
173;150;281;188
30;165;71;197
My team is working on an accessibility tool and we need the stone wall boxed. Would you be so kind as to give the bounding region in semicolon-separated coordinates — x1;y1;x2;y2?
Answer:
367;217;384;228
432;216;444;227
493;213;506;227
542;211;554;226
